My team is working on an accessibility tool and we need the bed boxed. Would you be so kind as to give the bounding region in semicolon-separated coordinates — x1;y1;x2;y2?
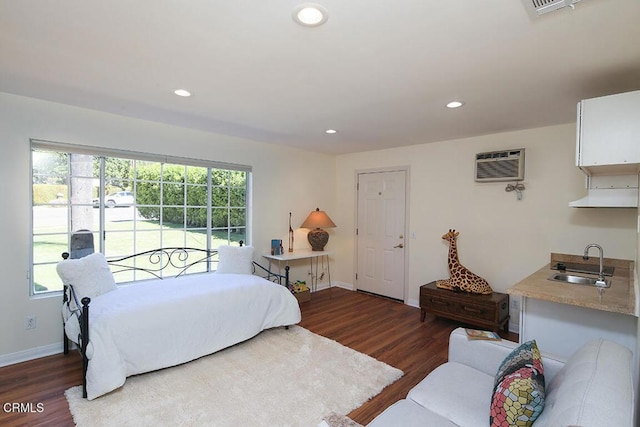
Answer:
58;243;301;400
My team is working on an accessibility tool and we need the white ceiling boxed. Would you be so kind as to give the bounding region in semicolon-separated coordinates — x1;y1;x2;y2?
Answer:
1;0;639;155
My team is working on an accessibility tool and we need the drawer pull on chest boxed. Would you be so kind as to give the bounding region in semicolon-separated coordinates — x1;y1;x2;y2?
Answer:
462;306;482;314
430;298;449;306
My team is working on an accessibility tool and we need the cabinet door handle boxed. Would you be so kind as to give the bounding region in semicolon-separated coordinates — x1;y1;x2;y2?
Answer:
393;243;404;248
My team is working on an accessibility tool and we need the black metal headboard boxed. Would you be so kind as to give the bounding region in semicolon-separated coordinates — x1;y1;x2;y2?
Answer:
61;240;289;285
107;247;220;279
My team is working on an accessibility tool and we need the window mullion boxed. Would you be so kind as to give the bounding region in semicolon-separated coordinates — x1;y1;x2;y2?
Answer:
207;169;213;271
99;157;106;254
183;165;187;248
31;142;250;294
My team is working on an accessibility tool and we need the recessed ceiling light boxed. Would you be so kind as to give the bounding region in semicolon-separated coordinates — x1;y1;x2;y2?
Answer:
293;3;329;27
446;101;464;109
325;129;337;134
174;89;191;97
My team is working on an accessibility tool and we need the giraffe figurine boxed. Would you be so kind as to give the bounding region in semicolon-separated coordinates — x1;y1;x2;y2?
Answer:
435;229;493;295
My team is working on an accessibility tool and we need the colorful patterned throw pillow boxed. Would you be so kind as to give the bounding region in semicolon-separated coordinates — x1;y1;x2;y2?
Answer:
490;340;545;427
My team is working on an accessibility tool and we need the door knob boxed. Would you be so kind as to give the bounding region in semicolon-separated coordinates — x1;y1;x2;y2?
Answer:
394;243;404;248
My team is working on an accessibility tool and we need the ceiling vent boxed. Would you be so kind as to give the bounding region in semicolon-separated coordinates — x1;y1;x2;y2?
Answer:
523;0;582;16
475;149;525;182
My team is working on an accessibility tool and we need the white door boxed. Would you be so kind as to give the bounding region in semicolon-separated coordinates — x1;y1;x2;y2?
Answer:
356;170;406;300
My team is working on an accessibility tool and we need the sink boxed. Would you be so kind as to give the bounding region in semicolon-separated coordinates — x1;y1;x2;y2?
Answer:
552;262;614;276
548;273;610;288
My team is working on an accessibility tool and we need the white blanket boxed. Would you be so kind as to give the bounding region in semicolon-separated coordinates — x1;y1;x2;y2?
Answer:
64;273;301;400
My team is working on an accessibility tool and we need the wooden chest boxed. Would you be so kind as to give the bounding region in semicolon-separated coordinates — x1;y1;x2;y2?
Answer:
420;281;509;333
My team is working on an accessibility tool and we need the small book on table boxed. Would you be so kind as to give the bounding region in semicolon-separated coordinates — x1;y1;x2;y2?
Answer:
465;328;501;341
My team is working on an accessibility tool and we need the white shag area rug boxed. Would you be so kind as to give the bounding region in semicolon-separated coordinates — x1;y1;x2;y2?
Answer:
66;326;403;426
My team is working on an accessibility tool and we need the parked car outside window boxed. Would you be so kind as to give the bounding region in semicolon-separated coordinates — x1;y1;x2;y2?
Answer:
93;191;135;208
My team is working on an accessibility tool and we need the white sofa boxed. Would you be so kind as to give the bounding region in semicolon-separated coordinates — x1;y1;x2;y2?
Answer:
368;328;634;427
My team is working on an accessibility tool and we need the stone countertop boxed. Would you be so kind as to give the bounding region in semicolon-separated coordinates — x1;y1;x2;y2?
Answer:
507;253;636;316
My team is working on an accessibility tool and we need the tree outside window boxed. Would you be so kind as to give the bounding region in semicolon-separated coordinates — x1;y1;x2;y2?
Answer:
31;143;249;294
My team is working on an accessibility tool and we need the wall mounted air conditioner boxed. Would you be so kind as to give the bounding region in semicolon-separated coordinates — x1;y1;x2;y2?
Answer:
522;0;583;17
475;149;525;182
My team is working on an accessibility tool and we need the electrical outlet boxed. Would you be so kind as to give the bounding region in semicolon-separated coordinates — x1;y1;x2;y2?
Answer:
510;299;519;310
25;315;37;330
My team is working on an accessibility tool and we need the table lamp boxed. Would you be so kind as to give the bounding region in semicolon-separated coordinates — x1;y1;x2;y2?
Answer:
300;208;336;251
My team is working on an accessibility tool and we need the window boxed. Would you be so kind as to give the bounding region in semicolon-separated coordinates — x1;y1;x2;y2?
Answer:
31;140;251;294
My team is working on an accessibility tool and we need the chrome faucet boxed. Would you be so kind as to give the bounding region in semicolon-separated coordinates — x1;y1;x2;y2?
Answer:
583;243;606;287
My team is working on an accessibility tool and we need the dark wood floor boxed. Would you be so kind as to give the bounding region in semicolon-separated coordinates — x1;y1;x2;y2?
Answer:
299;288;517;424
0;287;516;426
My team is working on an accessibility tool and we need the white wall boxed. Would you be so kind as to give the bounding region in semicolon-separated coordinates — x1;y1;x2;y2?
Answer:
636;206;640;424
0;92;335;361
2;91;637;367
334;124;637;332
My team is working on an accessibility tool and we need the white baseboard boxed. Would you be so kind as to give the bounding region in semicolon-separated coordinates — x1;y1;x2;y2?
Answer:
313;284;417;308
0;342;64;367
509;317;520;335
312;280;353;292
407;298;419;308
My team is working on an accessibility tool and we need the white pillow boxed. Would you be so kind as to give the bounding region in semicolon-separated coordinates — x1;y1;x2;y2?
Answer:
216;245;254;274
56;252;117;299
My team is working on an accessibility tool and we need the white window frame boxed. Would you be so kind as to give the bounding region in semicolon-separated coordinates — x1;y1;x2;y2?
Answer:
30;139;252;296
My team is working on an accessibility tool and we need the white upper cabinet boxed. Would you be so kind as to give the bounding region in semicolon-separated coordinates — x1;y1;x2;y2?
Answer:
577;90;640;169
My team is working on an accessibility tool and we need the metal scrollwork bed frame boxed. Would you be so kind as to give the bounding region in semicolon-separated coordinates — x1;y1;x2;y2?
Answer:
61;241;290;398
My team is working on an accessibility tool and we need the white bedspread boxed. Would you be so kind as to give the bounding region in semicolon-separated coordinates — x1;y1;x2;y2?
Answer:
64;273;301;400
